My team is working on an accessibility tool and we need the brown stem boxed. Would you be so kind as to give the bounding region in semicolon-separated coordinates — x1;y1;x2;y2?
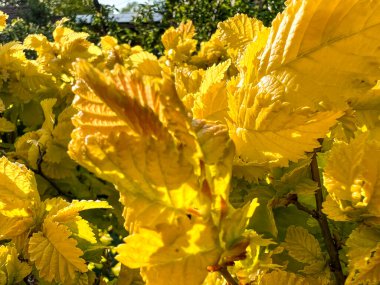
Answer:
311;152;346;285
288;194;317;218
219;267;239;285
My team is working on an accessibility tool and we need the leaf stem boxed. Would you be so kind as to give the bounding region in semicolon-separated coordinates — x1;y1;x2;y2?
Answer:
310;152;346;285
219;266;239;285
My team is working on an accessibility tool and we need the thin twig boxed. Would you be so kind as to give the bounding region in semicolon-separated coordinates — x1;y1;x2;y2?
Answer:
311;152;346;285
288;194;317;218
219;267;239;285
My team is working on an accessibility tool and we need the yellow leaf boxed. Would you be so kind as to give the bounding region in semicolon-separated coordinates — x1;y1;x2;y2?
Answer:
129;52;161;77
351;85;380;131
191;32;226;67
0;215;33;241
322;195;350;222
0;11;7;31
0;157;40;217
346;226;380;271
44;197;70;215
323;133;380;221
65;218;97;244
43;143;68;164
346;226;380;284
217;14;268;52
69;58;245;285
192;60;231;122
63;271;96;285
73;61;163;137
0;98;4;112
221;199;259;249
260;270;316;285
162;21;197;63
117;217;220;285
52;200;111;223
116;265;144;285
0;244;31;284
228;85;342;167
174;66;204;101
0;118;15;133
119;191;183;233
282;226;324;264
0;271;5;285
40;159;76;179
258;0;380;110
40;98;57;133
237;31;270;85
28;219;87;283
70;77;129;137
100;35;118;51
71;131;203;214
53;26;101;60
70;62;206;214
24;34;54;55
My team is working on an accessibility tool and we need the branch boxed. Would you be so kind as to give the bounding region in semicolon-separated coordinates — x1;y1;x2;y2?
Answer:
219;266;239;285
287;194;317;218
311;152;346;285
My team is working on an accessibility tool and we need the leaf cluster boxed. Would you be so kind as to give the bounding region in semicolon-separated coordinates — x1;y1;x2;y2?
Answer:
0;1;380;284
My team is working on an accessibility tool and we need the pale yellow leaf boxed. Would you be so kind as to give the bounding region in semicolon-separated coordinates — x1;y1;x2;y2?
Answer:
346;226;380;284
117;218;220;285
0;244;31;284
258;0;380;110
228;85;342;167
323;133;380;221
0;157;40;217
28;219;87;283
346;226;380;271
65;218;96;244
0;215;33;240
322;195;350;222
282;226;324;264
40;98;57;133
119;191;183;233
52;200;111;223
192;60;231;121
260;270;314;285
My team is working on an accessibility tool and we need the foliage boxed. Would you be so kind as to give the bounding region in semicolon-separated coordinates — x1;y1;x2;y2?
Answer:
124;0;286;54
0;0;380;284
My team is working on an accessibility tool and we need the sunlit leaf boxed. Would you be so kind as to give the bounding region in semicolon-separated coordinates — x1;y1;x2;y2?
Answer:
28;219;88;283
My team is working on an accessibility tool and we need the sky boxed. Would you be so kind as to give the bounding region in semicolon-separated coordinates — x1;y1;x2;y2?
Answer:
99;0;153;12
